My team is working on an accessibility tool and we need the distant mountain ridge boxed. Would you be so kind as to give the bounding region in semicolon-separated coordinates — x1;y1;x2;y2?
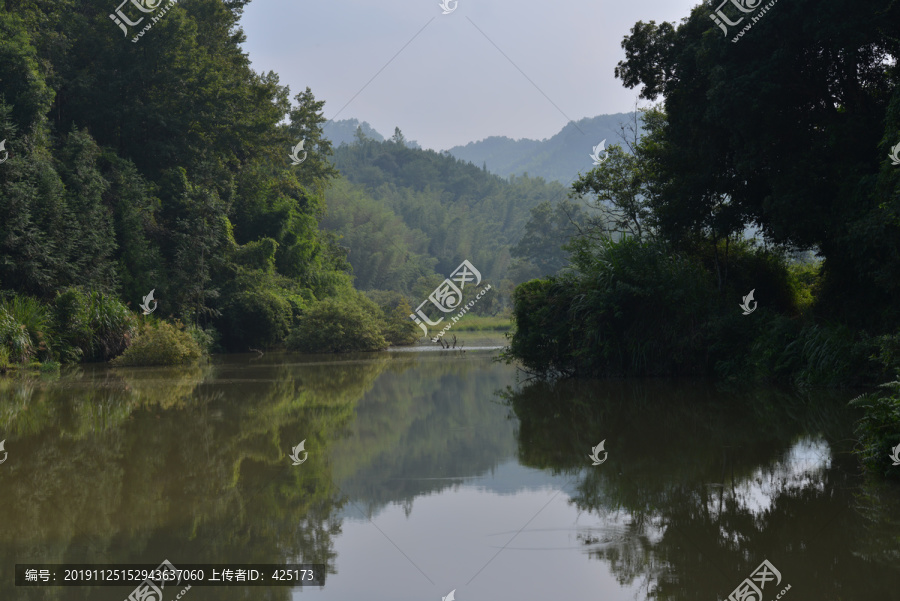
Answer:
322;114;638;183
446;113;638;183
323;118;421;149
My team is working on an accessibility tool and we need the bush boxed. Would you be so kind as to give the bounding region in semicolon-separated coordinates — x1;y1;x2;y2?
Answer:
0;305;34;363
508;237;716;377
379;298;420;346
505;277;577;376
783;324;874;388
219;289;292;350
0;296;52;362
871;332;900;377
186;323;219;354
52;288;137;362
714;241;798;317
787;260;820;314
287;295;388;353
850;381;900;480
110;321;203;366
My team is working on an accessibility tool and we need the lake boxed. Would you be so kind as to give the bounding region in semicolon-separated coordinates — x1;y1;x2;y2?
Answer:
1;335;899;601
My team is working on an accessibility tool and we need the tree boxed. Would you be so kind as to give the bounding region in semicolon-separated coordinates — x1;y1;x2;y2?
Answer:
511;199;587;276
614;1;900;319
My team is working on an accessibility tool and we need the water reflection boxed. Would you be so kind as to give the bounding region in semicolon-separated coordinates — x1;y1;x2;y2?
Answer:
503;378;900;600
0;353;898;601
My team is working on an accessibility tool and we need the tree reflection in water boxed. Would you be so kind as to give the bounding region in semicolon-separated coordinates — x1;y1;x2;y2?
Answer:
500;378;900;600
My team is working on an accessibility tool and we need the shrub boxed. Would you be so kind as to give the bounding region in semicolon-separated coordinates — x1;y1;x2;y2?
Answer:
505;277;577;376
0;305;34;363
783;324;873;388
508;237;716;377
726;313;801;382
52;288;136;361
0;295;52;361
850;381;900;480
787;260;820;314
186;323;219;354
85;291;138;360
716;242;798;316
219;289;292;350
379;298;420;346
40;360;60;373
287;295;388;353
110;321;203;366
0;345;11;370
871;332;900;378
51;288;92;362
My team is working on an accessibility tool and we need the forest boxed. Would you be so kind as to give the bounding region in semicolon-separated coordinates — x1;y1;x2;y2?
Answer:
0;0;567;367
502;0;900;477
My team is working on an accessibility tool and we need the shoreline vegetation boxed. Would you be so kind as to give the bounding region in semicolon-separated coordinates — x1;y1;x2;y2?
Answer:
1;0;897;480
2;3;530;372
0;287;512;371
499;0;900;478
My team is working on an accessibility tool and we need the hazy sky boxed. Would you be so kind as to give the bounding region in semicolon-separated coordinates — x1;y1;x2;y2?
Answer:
239;0;699;151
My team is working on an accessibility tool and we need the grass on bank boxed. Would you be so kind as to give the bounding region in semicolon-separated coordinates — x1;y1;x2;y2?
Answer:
851;379;900;480
442;315;512;332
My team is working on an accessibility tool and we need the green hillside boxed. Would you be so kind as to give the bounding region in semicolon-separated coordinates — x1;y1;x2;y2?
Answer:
324;130;570;304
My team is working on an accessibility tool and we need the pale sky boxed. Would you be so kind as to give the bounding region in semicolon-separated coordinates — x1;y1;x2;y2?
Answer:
239;0;700;151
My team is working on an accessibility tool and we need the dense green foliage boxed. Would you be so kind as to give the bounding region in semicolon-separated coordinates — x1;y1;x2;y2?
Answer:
509;237;715;377
851;382;900;480
508;0;900;383
287;294;389;353
0;288;136;365
110;320;203;366
500;0;900;477
0;0;434;360
284;289;422;353
326;132;569;304
612;1;900;328
0;0;562;358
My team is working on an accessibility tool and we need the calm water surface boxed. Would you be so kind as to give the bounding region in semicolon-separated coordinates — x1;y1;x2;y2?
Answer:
1;335;899;601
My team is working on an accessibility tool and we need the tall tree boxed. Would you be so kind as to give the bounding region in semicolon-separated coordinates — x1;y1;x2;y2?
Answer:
614;0;900;323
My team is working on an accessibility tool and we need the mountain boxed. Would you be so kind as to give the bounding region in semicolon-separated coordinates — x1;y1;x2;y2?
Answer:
446;113;639;183
323;118;420;149
323;137;568;299
323;114;637;183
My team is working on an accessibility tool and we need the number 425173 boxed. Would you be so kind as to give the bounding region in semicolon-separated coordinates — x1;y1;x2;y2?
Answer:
271;569;314;581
